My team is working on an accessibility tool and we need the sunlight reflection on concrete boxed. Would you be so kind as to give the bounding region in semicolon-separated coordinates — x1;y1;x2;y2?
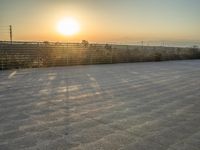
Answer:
8;71;17;79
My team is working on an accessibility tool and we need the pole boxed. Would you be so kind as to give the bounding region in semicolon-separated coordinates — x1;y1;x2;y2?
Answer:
9;25;12;44
111;46;113;64
67;41;69;65
1;59;3;70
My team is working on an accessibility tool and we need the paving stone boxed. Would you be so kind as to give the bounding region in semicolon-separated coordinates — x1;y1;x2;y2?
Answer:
0;60;200;150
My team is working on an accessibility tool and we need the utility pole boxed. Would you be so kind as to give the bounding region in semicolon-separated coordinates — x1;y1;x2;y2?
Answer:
9;25;12;44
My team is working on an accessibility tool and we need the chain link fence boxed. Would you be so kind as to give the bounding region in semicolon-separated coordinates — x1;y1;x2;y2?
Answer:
0;41;200;70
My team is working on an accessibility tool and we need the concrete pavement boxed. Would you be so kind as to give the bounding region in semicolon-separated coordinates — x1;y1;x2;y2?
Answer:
0;60;200;150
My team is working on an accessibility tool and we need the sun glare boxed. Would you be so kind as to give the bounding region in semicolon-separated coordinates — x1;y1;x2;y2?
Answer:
57;17;80;36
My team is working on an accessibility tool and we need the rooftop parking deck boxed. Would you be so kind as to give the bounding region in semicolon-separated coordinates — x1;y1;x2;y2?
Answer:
0;60;200;150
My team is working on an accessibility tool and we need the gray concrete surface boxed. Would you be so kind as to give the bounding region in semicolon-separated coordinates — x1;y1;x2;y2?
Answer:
0;60;200;150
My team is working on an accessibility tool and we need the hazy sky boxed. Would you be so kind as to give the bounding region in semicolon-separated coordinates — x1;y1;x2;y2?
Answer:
0;0;200;43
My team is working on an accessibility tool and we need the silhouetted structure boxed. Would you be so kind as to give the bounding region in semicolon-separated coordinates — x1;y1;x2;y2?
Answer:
9;25;13;44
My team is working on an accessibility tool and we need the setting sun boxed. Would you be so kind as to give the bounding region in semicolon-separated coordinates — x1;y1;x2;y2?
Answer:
57;17;80;36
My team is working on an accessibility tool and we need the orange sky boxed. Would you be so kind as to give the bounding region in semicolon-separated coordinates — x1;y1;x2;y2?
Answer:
0;0;200;44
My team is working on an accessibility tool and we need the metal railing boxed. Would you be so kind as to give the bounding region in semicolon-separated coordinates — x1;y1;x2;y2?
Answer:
0;41;200;70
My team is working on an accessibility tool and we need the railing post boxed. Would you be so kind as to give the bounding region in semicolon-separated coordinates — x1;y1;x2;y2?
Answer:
38;54;39;68
90;51;92;65
111;48;113;64
37;45;40;68
1;59;3;70
67;44;69;66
